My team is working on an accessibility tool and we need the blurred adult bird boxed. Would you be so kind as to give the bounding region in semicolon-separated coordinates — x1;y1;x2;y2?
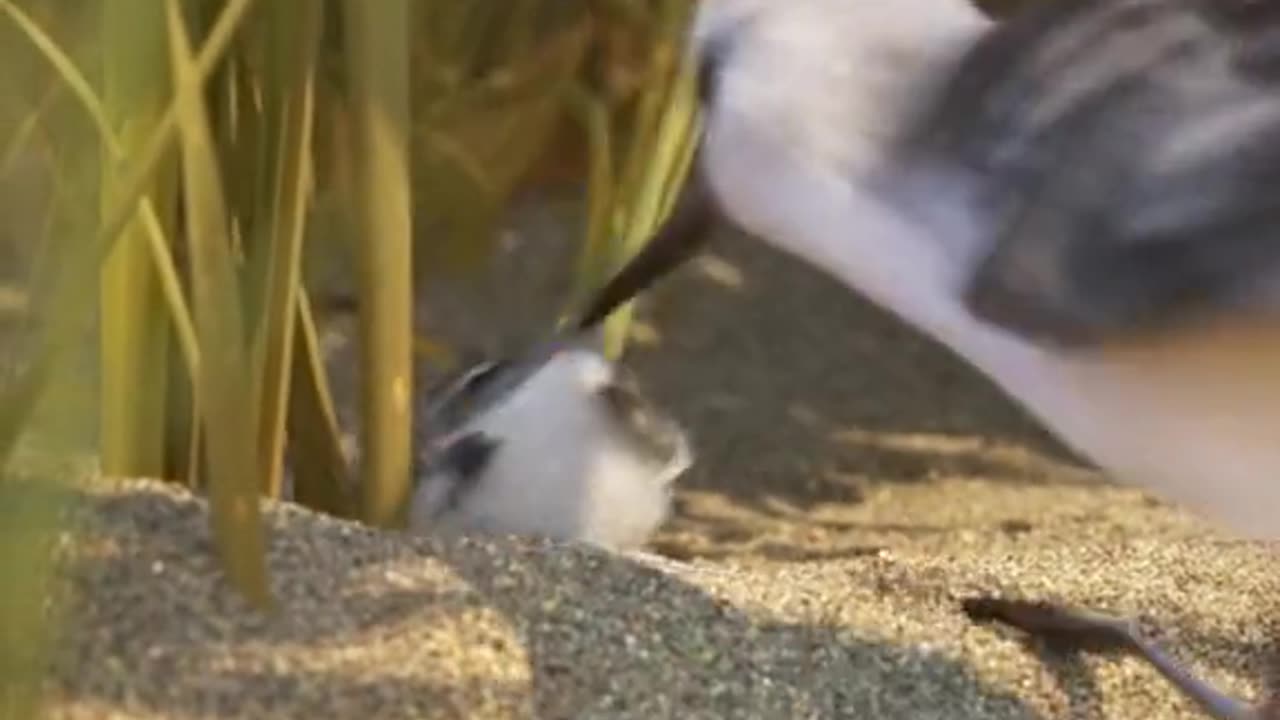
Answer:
576;0;1280;716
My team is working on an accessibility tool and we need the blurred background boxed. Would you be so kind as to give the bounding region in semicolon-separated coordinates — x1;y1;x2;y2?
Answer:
0;0;1075;715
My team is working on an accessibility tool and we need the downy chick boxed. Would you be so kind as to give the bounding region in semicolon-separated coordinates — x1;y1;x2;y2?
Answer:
408;336;692;552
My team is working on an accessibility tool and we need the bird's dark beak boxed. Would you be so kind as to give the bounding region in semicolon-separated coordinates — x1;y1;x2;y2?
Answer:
574;149;718;330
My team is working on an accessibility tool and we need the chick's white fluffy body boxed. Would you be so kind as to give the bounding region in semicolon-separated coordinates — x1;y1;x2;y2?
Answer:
694;0;1280;538
409;349;691;551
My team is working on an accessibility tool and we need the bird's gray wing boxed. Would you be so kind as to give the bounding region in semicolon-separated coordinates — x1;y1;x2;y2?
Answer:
594;375;691;471
908;0;1280;346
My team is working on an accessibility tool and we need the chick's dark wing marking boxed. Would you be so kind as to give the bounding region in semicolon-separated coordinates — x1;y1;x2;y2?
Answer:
596;377;688;468
442;432;500;481
427;432;501;513
910;0;1280;345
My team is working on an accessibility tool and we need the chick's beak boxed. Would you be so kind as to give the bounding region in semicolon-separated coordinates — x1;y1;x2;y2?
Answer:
574;146;719;330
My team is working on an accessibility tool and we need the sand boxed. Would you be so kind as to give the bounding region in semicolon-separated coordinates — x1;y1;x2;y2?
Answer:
38;209;1280;718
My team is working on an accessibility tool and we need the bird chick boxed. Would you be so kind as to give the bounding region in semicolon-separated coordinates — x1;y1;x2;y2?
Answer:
407;336;692;553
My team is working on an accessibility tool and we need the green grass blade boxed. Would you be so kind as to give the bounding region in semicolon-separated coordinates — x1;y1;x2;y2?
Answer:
1;0;199;378
99;0;176;478
602;9;700;359
166;0;271;609
342;0;414;529
252;0;320;498
0;477;69;720
0;0;259;471
0;80;57;174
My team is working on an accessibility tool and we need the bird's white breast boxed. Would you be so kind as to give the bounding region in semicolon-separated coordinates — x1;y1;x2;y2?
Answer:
948;299;1280;540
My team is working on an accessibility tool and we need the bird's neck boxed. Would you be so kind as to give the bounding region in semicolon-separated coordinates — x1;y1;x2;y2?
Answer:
699;0;996;335
705;126;983;342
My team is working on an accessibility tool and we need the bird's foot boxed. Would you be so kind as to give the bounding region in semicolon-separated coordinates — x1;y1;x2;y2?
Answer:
962;596;1269;720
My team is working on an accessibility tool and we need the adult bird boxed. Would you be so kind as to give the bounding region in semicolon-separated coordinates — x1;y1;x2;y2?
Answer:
575;0;1280;717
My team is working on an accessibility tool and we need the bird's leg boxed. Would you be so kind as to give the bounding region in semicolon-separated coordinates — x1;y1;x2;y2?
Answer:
962;597;1271;720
